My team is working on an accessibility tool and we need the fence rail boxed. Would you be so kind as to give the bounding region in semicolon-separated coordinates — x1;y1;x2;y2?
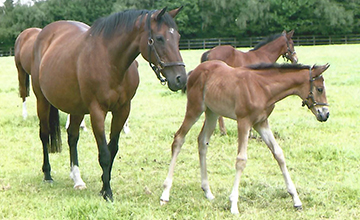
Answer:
179;34;360;50
1;35;360;56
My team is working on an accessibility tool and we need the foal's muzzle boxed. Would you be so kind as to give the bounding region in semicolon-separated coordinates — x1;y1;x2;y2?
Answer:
315;106;330;122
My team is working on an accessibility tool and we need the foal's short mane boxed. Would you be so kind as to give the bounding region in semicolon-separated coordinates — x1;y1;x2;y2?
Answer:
247;63;313;70
250;33;283;51
89;9;178;39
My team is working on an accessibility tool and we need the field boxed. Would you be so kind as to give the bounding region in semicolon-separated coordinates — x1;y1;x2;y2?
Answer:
0;45;359;219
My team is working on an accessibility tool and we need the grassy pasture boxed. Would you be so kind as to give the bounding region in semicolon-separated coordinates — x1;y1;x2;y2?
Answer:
0;45;359;219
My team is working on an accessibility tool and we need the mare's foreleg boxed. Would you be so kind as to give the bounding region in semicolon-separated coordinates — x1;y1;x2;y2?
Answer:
198;109;218;200
254;120;302;209
107;106;130;180
90;108;112;201
229;119;251;214
67;114;86;189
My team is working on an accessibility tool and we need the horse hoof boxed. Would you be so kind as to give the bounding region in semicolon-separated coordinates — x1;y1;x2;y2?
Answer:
160;199;168;206
74;184;87;190
100;190;113;202
294;205;303;211
43;179;53;184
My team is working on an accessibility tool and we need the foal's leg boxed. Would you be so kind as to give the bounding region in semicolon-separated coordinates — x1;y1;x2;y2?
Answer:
160;101;205;204
254;120;302;209
198;109;218;200
229;119;251;214
67;114;86;189
218;116;227;136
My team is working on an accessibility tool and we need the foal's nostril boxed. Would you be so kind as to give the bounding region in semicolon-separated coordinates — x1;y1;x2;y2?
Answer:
326;112;330;118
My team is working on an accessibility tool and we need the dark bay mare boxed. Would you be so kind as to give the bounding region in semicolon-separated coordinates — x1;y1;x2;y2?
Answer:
14;27;41;119
201;30;297;135
31;7;186;201
160;61;330;214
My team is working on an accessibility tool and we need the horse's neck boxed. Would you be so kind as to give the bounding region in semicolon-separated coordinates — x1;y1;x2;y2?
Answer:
254;37;286;62
260;69;307;105
106;32;142;73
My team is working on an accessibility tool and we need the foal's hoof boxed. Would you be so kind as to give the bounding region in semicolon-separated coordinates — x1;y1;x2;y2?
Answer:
294;205;303;211
160;199;169;206
74;184;87;190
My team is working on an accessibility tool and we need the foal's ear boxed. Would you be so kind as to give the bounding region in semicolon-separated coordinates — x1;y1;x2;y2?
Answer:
168;6;184;18
287;30;294;38
314;63;330;76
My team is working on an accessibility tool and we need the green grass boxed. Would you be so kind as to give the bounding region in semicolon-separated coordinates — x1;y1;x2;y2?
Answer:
0;45;359;219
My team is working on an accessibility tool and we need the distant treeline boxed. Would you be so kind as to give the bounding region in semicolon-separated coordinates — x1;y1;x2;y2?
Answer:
1;0;359;50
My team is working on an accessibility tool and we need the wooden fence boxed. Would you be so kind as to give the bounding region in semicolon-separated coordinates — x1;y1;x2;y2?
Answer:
1;34;360;56
179;34;360;50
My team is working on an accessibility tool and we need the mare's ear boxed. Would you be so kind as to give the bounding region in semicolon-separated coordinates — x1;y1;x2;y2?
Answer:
168;6;183;18
154;7;167;20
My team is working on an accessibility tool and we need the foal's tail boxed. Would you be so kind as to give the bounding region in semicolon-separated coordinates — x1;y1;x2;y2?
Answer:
49;105;62;153
181;70;193;93
200;50;211;63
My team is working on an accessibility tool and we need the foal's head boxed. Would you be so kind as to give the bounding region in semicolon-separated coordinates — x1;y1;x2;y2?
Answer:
139;7;187;91
301;64;330;122
282;30;298;64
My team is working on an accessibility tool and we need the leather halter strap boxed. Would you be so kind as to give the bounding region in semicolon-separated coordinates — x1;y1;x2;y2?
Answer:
146;11;185;85
282;37;296;62
302;66;329;109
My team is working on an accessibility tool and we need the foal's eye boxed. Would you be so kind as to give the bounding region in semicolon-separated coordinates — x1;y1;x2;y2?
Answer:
156;36;165;43
317;87;324;93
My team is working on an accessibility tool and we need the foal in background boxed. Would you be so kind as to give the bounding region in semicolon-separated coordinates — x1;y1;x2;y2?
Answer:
161;61;330;214
201;30;297;135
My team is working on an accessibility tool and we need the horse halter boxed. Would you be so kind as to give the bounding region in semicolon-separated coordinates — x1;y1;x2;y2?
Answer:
302;66;329;109
282;38;296;62
146;11;185;85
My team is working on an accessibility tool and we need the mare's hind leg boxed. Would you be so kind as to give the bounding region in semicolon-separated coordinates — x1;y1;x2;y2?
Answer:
198;109;218;200
36;98;52;182
67;114;86;189
160;96;205;204
254;120;302;209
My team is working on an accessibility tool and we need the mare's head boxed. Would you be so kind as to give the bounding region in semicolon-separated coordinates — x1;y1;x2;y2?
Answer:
301;64;330;122
139;7;187;91
281;30;298;63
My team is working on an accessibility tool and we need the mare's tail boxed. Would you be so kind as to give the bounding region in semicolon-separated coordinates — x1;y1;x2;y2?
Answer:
16;63;30;101
200;50;211;63
181;70;193;93
49;105;62;153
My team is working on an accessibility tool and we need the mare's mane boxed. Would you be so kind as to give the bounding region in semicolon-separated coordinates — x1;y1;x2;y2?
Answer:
250;33;283;51
247;63;314;70
89;9;178;39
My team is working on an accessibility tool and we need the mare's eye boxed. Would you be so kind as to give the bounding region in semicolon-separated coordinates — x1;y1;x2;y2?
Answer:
156;36;165;43
317;87;324;93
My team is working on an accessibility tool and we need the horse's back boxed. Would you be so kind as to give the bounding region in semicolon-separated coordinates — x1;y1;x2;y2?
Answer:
14;28;41;74
34;21;89;59
206;45;246;67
